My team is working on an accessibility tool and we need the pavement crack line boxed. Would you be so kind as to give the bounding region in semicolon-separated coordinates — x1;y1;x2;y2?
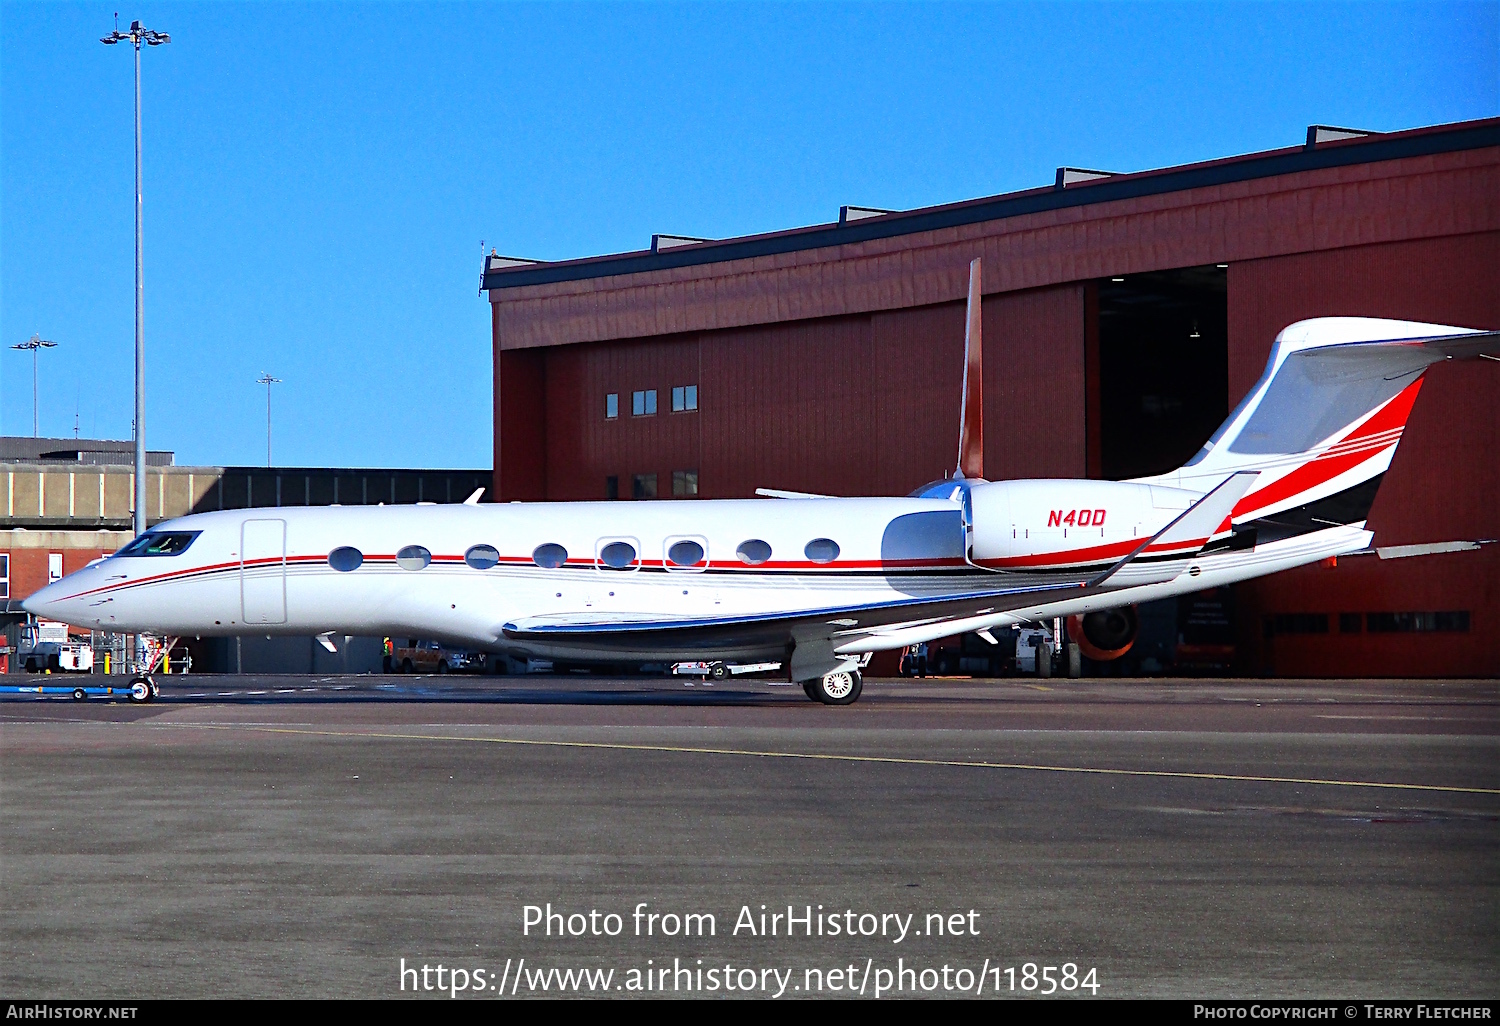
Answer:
148;722;1500;796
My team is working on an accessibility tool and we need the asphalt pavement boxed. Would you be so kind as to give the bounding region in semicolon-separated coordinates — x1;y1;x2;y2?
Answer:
1;674;1496;999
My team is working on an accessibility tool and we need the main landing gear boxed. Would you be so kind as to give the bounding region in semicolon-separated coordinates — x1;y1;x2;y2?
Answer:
801;668;863;705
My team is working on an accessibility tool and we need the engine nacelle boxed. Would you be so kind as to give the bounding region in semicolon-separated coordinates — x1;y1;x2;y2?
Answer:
966;479;1204;571
1068;608;1140;660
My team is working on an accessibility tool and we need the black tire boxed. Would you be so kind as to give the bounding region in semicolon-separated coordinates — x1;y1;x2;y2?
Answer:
24;658;36;673
72;688;88;701
1037;643;1052;679
128;678;152;704
401;659;413;674
709;662;729;681
47;654;61;671
802;681;818;701
806;669;863;705
1066;643;1082;679
437;661;449;674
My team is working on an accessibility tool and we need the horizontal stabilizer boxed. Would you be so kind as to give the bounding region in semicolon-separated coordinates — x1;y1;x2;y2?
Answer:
1091;471;1259;587
1376;540;1488;560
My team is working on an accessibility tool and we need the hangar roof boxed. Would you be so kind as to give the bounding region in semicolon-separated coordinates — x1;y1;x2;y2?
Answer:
483;118;1499;293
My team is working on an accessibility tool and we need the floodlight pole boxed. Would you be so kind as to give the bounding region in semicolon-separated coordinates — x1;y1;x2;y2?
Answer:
10;335;58;437
258;373;282;467
102;17;169;536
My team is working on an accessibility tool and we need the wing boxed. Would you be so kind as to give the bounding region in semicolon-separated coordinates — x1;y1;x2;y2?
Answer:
501;576;1091;662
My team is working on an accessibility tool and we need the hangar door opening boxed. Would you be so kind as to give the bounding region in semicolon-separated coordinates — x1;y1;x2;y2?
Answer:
1095;265;1228;480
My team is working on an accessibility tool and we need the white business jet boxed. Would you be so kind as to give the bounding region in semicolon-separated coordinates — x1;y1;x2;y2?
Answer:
24;260;1498;703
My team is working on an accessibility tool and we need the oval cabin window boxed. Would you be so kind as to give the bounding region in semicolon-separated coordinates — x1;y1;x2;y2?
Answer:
465;544;500;569
532;543;568;569
667;540;705;567
599;541;637;569
327;546;363;572
804;538;840;564
736;539;772;565
395;545;432;571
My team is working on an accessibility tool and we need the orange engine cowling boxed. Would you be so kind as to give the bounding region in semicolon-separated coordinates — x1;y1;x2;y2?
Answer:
1068;608;1139;661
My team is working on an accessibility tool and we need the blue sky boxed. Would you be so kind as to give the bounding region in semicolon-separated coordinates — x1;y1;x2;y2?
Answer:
2;1;1495;469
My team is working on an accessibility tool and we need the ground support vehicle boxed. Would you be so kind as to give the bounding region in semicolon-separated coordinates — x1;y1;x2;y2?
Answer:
384;638;488;674
0;676;158;703
19;641;95;673
671;660;782;681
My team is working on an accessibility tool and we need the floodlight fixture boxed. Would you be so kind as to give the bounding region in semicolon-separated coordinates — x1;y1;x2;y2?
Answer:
11;335;58;437
101;13;170;535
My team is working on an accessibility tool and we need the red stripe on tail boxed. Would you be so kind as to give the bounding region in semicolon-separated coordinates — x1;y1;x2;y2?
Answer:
1234;376;1424;519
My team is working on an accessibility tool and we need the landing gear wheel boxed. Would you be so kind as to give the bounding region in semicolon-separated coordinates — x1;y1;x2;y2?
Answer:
1036;644;1052;679
806;669;863;705
709;662;729;681
128;677;153;703
72;688;88;701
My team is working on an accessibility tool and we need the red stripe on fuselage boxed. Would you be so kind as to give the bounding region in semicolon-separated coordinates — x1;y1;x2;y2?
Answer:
973;536;1204;569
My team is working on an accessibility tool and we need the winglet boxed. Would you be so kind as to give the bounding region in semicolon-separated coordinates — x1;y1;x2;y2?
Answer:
464;487;485;505
755;488;837;499
957;257;984;480
1090;471;1259;587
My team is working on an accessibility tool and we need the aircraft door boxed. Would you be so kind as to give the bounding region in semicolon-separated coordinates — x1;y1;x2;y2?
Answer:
241;518;288;625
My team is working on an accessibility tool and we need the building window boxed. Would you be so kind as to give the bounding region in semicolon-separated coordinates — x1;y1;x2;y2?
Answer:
0;553;8;599
48;552;63;584
633;473;657;499
632;390;657;416
672;470;698;497
1366;611;1469;633
605;393;619;419
672;385;698;412
1262;613;1328;639
605;475;619;500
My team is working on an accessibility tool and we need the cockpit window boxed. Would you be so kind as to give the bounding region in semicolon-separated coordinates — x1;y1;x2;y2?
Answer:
116;531;200;557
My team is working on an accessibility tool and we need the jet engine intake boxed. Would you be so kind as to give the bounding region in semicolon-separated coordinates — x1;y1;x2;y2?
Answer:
1068;608;1139;661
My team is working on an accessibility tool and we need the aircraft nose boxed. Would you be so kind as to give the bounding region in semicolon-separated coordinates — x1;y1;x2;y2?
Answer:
23;580;73;620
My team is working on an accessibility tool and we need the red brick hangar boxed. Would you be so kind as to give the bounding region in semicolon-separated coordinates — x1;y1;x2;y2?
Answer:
483;118;1499;678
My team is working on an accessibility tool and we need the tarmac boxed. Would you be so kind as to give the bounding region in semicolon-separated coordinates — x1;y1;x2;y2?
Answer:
1;674;1496;999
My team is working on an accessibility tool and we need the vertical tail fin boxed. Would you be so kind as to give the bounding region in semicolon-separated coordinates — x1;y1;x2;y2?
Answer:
1145;317;1498;524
